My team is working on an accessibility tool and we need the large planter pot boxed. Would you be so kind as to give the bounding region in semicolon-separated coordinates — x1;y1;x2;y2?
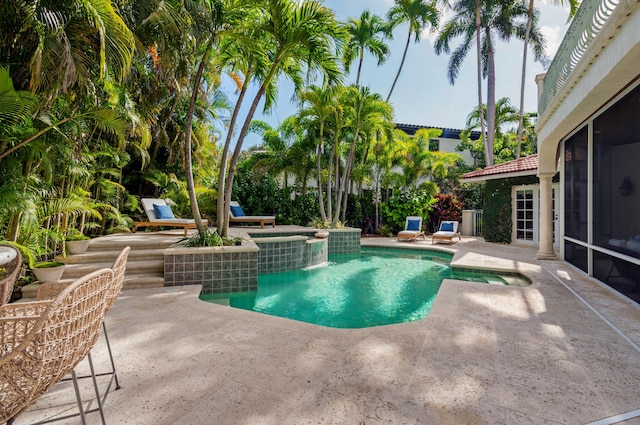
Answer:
65;239;91;255
32;264;66;283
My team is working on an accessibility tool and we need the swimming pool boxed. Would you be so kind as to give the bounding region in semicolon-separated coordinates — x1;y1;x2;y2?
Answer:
200;247;529;328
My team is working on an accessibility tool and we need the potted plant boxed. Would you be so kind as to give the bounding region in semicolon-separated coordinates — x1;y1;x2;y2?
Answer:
64;229;91;255
31;261;66;283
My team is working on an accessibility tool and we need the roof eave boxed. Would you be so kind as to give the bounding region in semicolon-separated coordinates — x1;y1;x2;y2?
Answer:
460;169;538;184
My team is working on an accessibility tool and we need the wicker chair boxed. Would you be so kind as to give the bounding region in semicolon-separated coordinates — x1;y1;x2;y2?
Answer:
0;244;21;305
0;268;114;424
37;246;131;396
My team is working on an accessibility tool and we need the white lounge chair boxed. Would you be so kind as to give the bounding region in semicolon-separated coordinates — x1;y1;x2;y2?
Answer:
229;201;275;229
432;220;461;244
397;216;425;242
133;198;207;235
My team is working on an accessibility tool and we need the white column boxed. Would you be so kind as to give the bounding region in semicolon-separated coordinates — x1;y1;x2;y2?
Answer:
537;172;556;259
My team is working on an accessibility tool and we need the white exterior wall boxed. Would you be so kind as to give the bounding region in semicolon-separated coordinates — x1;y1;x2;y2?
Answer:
437;137;474;166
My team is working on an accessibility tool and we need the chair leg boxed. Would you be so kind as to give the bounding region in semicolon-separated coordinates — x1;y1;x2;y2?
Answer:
71;369;88;425
102;320;121;390
86;353;107;425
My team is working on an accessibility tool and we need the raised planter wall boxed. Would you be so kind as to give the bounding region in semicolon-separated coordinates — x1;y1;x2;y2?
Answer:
163;245;259;295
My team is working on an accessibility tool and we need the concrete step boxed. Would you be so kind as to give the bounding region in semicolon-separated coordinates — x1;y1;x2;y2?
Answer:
86;233;182;251
20;273;165;300
123;274;165;290
57;248;165;264
60;260;164;280
18;232;188;301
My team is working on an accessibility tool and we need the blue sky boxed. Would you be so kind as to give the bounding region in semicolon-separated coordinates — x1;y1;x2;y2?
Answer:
223;0;571;149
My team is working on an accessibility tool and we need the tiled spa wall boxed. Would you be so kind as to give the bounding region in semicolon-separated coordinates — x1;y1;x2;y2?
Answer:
248;228;361;254
253;236;328;274
325;229;361;254
163;246;259;295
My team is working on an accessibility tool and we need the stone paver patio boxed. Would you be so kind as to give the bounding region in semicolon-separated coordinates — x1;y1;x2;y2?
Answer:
14;236;640;424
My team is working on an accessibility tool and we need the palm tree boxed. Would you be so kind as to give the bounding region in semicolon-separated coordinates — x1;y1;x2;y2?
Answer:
465;97;536;163
1;0;135;96
385;0;440;101
516;0;578;157
179;0;254;235
335;86;393;223
218;0;344;237
298;85;338;222
249;118;299;188
435;0;544;166
342;10;390;86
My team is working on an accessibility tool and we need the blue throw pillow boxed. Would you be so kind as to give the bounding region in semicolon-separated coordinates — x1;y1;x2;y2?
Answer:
440;222;454;232
230;205;246;217
153;204;175;220
407;219;421;231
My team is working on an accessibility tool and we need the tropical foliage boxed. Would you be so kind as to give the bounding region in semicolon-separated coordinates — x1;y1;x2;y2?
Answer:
0;0;557;266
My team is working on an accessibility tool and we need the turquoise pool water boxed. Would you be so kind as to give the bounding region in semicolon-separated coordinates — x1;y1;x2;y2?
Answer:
200;247;528;329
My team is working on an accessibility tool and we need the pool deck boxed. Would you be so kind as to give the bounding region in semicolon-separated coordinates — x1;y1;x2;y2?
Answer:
15;233;640;424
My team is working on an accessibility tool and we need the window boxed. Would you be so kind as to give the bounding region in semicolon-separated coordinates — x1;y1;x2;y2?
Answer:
564;127;588;242
515;189;535;241
592;84;640;257
429;139;439;151
562;83;640;303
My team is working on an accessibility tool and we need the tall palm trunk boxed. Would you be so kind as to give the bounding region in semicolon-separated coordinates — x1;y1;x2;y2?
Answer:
485;27;496;167
336;128;360;223
216;73;252;232
222;74;273;236
333;137;341;218
476;0;488;166
184;43;212;235
355;46;365;86
386;30;411;101
516;0;534;159
316;122;327;222
327;143;335;221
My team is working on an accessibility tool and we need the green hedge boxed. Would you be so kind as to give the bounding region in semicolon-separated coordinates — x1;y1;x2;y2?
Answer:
482;176;540;243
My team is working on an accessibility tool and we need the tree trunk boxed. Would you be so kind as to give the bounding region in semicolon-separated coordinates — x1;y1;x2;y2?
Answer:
183;43;212;235
222;83;269;237
316;121;327;222
337;128;360;223
387;31;411;102
216;74;251;233
327;143;335;221
476;0;489;167
517;0;534;159
355;46;365;86
485;27;496;167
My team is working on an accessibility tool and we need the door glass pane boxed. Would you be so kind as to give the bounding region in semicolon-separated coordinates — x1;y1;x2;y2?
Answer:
515;189;534;241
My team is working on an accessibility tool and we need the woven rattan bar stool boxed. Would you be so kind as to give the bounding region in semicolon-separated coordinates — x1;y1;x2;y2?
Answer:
1;268;114;425
36;246;131;413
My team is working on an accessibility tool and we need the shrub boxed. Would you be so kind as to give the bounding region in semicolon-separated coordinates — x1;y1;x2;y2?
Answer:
429;194;463;233
380;187;437;233
483;179;512;243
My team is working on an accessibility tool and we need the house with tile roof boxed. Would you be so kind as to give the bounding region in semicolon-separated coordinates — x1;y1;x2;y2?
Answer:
395;123;480;167
465;0;640;304
460;154;560;247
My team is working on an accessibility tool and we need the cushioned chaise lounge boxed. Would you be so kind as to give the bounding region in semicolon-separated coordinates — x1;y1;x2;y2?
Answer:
229;201;275;228
133;198;207;236
397;216;425;242
432;220;461;244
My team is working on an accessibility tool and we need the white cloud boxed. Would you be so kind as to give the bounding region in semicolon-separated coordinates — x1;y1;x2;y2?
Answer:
541;25;563;58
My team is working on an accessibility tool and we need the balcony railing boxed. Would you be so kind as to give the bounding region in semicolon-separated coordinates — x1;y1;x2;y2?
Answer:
538;0;621;117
